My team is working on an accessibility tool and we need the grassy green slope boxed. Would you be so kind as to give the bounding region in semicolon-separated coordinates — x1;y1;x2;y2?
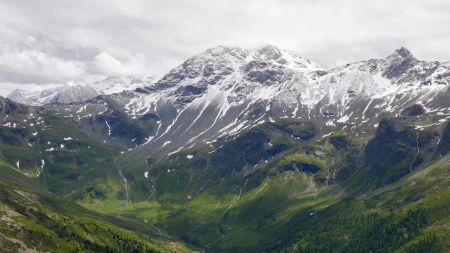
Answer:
77;121;357;251
0;158;197;253
79;118;450;253
271;154;450;253
0;99;134;205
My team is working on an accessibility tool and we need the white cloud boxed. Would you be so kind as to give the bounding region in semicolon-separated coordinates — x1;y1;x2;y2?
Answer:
91;52;129;76
0;0;449;96
0;49;86;83
90;52;150;77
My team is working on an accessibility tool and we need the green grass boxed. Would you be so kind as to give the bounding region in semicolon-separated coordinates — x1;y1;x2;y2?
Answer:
0;157;198;253
77;148;450;253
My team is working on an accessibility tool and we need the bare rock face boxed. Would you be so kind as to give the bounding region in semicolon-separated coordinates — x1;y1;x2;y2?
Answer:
437;121;450;156
382;47;417;80
401;104;425;117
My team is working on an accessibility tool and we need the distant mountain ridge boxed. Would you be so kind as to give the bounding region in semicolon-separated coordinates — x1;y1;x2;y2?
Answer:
7;75;155;106
7;45;450;156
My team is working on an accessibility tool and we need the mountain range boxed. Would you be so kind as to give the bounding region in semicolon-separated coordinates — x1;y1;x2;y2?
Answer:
1;45;450;252
7;75;156;106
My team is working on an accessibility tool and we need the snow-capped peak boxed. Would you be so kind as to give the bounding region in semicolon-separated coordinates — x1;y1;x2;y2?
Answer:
388;47;416;61
7;75;155;106
90;75;155;95
252;45;321;71
8;84;98;106
253;45;284;60
204;45;247;58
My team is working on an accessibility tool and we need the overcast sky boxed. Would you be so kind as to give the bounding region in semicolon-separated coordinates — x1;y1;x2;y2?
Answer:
0;0;449;96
